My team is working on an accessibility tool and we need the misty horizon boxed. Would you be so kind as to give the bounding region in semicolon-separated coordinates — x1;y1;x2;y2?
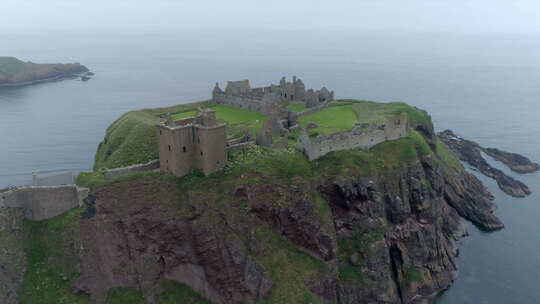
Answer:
2;0;540;34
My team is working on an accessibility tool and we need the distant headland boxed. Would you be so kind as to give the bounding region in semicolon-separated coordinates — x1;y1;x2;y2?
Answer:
0;56;91;87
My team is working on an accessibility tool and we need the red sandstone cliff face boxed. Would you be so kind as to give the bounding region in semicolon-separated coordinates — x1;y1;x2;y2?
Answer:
71;150;502;304
75;181;272;304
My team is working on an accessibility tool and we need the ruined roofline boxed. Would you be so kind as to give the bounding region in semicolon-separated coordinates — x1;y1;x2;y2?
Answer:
215;76;333;97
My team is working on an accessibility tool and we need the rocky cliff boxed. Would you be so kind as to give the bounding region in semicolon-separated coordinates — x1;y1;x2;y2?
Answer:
9;103;506;304
68;143;501;304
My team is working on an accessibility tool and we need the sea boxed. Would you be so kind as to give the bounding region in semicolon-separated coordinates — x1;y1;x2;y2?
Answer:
1;29;539;304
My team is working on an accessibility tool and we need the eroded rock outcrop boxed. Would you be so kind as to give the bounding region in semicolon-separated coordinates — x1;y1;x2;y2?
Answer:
317;154;500;304
242;182;337;261
438;130;532;197
483;147;540;174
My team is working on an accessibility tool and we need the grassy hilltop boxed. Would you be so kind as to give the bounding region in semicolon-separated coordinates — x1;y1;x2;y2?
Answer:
0;56;88;86
93;99;438;171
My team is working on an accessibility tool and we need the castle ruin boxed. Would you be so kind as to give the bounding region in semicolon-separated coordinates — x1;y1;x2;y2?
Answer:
297;113;409;160
212;76;334;115
157;109;227;177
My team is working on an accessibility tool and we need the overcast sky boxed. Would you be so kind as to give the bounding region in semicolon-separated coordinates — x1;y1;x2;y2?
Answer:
2;0;540;33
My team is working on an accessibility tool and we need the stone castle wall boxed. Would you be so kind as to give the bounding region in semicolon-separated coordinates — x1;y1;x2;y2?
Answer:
213;90;283;115
103;160;160;180
297;113;409;160
0;185;88;221
293;101;330;120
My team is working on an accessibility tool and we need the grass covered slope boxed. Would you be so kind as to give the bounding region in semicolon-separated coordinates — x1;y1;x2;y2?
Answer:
0;56;88;86
94;102;265;170
94;101;211;170
19;208;88;304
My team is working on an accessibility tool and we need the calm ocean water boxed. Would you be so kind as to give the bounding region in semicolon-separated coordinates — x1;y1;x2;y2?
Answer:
1;30;539;303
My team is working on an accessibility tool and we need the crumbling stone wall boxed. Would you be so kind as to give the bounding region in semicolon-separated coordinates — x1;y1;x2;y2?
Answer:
289;101;330;126
297;113;409;160
0;185;88;221
226;141;255;153
103;160;160;180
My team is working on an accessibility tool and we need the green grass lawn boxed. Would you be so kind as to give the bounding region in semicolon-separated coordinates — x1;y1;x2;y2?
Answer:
172;104;265;139
19;208;89;304
208;104;266;139
287;102;307;113
338;99;430;126
299;104;357;135
212;104;265;125
171;110;198;120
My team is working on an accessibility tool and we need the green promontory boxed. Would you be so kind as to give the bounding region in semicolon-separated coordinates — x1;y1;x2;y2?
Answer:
94;99;435;171
0;56;88;86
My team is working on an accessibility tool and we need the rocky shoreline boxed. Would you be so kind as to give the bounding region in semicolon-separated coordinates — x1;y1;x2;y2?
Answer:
438;130;537;198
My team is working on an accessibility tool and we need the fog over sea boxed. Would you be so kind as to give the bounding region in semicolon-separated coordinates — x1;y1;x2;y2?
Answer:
1;30;539;303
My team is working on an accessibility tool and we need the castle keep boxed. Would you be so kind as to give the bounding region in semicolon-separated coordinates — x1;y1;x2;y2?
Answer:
157;109;227;176
212;76;334;115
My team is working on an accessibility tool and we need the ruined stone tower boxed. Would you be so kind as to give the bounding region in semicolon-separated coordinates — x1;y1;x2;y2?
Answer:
156;109;227;177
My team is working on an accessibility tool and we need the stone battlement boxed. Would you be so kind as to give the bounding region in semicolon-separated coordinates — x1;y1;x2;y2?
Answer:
212;76;334;115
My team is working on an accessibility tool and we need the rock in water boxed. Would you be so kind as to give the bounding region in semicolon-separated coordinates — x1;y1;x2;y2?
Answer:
483;147;540;174
438;130;532;198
